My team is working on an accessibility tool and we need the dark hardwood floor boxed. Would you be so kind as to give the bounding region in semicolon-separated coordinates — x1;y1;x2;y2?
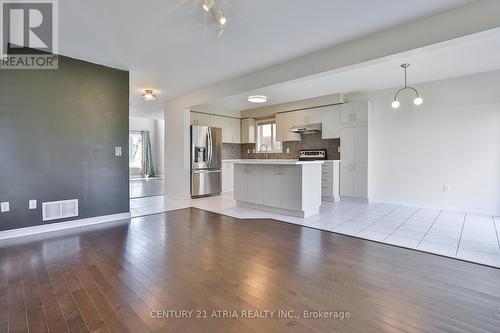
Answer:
1;208;499;332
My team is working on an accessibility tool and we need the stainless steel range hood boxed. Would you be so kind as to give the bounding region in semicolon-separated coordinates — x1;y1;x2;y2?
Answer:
289;123;322;133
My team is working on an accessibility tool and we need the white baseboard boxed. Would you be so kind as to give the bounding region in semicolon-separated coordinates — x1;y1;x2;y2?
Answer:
0;212;131;241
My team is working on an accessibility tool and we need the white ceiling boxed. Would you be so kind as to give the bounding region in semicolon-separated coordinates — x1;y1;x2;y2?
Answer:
194;28;500;114
58;0;472;118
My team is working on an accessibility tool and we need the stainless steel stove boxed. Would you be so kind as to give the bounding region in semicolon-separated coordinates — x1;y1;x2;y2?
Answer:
298;149;327;161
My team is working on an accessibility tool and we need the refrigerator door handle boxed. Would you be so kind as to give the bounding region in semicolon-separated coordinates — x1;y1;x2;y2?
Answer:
207;128;212;167
193;169;221;174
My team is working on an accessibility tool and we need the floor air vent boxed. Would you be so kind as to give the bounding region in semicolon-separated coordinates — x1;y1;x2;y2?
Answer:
42;199;79;221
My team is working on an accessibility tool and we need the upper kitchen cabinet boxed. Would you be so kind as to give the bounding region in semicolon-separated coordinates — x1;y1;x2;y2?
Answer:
231;118;241;144
314;105;340;139
190;112;241;143
190;111;210;126
340;102;370;125
241;118;256;144
276;112;301;142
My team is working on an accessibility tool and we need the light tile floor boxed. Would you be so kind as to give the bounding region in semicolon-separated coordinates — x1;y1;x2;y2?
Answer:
130;193;500;268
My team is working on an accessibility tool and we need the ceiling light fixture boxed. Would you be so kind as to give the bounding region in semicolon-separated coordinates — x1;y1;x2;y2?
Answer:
392;63;422;109
142;89;156;101
248;95;267;103
202;0;227;36
202;0;214;12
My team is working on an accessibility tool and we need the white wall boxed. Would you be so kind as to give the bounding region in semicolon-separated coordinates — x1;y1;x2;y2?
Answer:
346;70;500;215
129;117;164;177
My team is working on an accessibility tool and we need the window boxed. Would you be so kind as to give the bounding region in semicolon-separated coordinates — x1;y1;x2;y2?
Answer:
256;122;282;153
129;132;143;176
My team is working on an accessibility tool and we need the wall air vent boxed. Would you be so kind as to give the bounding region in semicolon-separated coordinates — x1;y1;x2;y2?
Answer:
42;199;79;221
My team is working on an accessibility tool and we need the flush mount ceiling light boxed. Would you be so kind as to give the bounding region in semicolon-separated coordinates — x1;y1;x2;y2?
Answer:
142;89;156;101
392;63;422;109
201;0;227;36
247;95;267;103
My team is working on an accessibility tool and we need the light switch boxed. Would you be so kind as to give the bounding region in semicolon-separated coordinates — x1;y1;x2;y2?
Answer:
29;200;37;209
115;146;122;157
1;202;9;212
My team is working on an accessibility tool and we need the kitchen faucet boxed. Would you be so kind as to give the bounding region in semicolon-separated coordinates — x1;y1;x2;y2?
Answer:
259;144;269;159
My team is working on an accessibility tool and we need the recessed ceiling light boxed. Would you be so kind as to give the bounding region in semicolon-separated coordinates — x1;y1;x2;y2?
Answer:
142;89;156;101
248;95;267;103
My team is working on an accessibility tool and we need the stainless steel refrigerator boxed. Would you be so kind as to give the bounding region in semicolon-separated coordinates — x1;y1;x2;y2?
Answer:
191;125;222;198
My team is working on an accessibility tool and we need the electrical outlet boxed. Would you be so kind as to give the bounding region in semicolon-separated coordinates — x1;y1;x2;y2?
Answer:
442;185;450;193
338;146;341;153
29;200;37;209
115;146;122;157
247;149;250;154
286;148;290;153
1;202;9;212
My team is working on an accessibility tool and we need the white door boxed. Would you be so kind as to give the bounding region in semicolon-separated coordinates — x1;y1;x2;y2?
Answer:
247;165;264;204
353;126;368;162
320;105;341;139
262;165;282;208
353;162;368;198
340;103;354;123
353;102;368;122
233;164;247;201
281;166;302;210
340;127;354;162
339;162;354;197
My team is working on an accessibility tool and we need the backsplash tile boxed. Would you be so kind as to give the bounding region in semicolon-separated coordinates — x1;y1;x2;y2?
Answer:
241;132;340;160
222;143;242;160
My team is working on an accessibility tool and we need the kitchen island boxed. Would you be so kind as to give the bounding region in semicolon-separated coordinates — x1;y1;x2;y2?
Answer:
233;160;323;217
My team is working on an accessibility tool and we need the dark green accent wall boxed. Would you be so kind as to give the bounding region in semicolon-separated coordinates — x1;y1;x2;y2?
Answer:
0;55;129;231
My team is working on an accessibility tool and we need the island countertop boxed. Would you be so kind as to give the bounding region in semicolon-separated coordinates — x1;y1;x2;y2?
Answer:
232;159;324;165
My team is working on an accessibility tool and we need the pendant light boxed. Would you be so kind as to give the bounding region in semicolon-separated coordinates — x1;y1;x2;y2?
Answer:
392;64;422;108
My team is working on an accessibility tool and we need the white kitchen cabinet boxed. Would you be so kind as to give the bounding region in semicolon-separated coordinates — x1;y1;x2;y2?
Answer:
280;165;302;210
318;105;341;139
190;112;210;126
208;115;241;143
353;126;368;162
340;162;355;197
340;127;354;161
353;102;369;122
231;118;241;143
233;164;247;201
247;165;264;204
340;103;354;123
241;118;256;144
222;161;235;192
275;112;301;142
340;124;368;198
262;165;282;208
233;162;322;217
321;161;340;201
341;102;369;124
340;162;367;198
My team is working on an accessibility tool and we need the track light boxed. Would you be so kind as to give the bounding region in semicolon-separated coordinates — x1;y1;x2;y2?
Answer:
202;0;214;12
202;0;227;36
